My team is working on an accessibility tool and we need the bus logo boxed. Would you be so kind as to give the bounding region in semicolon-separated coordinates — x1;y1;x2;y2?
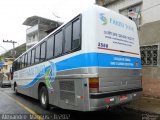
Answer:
45;61;56;90
99;13;107;25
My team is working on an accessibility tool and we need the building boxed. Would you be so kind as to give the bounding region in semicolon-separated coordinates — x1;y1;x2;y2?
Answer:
96;0;160;98
23;16;62;50
0;58;13;80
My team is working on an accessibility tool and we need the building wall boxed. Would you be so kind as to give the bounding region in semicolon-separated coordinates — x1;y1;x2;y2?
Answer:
142;0;160;24
26;33;38;43
39;30;48;41
138;1;160;98
0;59;13;80
100;0;160;26
139;21;160;45
104;0;143;12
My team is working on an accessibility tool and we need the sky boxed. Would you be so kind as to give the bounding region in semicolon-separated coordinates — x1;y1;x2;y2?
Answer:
0;0;95;54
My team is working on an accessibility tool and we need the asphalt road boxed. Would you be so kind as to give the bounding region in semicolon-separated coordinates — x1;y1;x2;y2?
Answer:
0;87;159;120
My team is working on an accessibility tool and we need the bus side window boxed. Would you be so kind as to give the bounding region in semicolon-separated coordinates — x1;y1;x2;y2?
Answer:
28;51;31;66
72;19;81;50
31;49;35;65
18;58;21;70
12;61;16;72
25;53;28;67
46;35;54;59
40;42;46;62
15;60;18;71
19;57;22;69
64;24;72;53
22;55;25;68
35;45;40;63
54;30;63;57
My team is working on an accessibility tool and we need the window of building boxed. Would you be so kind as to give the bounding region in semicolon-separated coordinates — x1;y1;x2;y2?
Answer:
35;45;40;63
120;4;142;27
72;19;81;50
64;24;72;53
54;30;63;57
40;42;46;62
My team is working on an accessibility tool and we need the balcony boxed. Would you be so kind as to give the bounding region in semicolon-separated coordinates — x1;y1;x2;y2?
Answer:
104;0;118;5
26;24;38;35
96;0;119;6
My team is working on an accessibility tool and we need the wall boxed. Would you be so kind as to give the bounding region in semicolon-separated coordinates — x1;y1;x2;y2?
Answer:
39;30;48;41
142;0;160;24
104;0;142;12
139;21;160;45
138;21;160;98
0;60;13;80
142;67;160;98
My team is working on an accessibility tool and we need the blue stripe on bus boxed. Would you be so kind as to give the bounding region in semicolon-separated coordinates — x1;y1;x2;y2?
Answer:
56;52;141;71
20;52;141;89
56;52;99;72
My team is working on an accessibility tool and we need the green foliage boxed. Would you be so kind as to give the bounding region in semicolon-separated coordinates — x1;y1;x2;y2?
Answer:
0;55;3;61
2;43;26;60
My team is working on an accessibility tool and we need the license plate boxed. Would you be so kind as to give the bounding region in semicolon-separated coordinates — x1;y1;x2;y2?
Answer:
119;95;128;101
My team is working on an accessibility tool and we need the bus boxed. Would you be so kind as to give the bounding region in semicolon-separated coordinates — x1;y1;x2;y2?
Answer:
12;5;142;111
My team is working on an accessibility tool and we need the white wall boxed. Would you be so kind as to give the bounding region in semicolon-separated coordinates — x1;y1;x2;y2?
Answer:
105;0;142;12
142;0;160;24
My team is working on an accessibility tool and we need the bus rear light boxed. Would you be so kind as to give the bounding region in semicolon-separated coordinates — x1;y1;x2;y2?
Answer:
105;98;110;103
89;78;99;93
77;96;84;100
105;98;115;103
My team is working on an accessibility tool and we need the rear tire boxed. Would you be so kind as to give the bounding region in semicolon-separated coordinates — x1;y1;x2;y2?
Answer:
39;86;49;109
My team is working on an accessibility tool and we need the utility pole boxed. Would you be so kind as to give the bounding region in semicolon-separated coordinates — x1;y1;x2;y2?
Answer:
3;40;17;59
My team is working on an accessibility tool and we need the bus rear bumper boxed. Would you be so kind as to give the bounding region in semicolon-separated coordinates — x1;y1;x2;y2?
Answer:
89;88;142;111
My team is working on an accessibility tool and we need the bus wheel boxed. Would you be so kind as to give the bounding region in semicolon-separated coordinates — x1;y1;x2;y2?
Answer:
40;86;49;109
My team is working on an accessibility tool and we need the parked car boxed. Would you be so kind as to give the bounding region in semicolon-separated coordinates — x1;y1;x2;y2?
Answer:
0;79;11;88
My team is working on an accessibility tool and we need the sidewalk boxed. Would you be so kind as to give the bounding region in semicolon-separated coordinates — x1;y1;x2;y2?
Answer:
126;97;160;114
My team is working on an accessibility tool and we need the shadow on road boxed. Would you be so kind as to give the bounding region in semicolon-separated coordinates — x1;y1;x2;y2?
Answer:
11;92;148;120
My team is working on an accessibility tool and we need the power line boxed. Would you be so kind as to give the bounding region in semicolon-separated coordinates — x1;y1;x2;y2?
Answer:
3;40;17;59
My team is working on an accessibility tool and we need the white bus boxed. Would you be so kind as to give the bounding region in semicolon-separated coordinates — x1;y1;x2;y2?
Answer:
12;5;142;111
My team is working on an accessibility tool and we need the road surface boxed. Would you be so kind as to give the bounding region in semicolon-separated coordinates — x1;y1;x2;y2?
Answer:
0;88;159;120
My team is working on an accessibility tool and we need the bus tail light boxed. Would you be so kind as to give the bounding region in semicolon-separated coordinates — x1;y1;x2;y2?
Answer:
89;78;99;93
